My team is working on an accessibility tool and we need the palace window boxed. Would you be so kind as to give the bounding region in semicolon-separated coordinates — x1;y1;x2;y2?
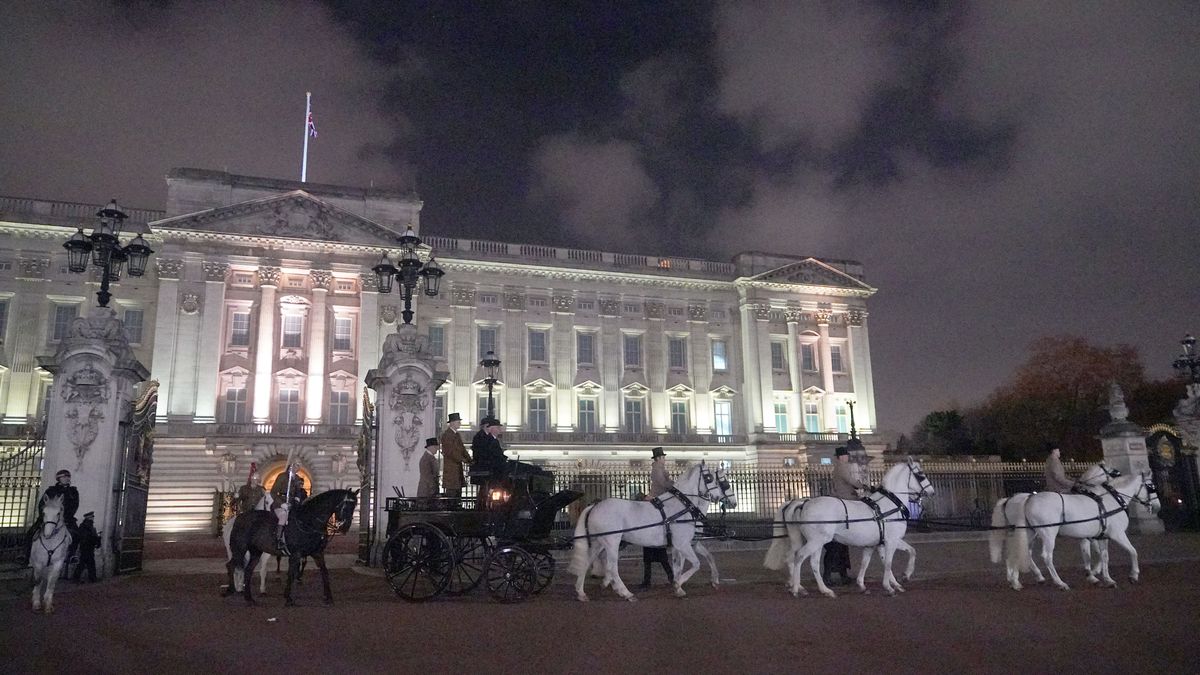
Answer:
623;334;642;368
477;394;500;424
668;337;687;369
329;390;352;425
277;389;301;424
624;397;644;433
577;398;597;433
429;325;445;358
51;304;79;342
119;308;144;344
528;396;549;432
771;342;787;371
830;345;845;373
529;296;548;308
713;400;732;437
577;299;595;311
670;401;689;435
333;316;354;351
223;388;248;423
804;402;820;433
230;312;251;347
478;326;497;360
529;329;548;363
479;292;499;306
282;315;304;348
711;339;728;372
433;394;446;430
623;302;640;314
835;403;849;433
774;402;789;433
668;306;684;317
577;332;595;366
801;343;817;372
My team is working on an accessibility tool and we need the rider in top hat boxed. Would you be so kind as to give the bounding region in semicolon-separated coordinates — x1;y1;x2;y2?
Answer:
439;413;472;500
471;417;507;478
1043;443;1075;493
417;437;441;500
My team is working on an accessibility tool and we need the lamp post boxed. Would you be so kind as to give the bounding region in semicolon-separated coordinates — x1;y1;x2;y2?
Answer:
62;200;154;308
1174;334;1200;396
481;350;501;419
371;225;445;324
845;400;864;452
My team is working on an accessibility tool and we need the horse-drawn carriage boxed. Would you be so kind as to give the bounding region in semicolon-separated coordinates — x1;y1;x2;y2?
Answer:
383;461;582;602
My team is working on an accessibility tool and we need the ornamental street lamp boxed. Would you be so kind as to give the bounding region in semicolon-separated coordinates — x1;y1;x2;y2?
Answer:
62;200;154;308
371;224;445;324
480;350;501;418
845;400;865;453
1174;334;1200;391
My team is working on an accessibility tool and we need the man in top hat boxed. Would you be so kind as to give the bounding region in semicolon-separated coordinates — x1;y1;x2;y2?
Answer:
72;512;101;582
471;417;507;479
439;413;471;501
25;469;80;565
640;447;676;590
824;446;865;585
1043;443;1074;493
417;437;441;501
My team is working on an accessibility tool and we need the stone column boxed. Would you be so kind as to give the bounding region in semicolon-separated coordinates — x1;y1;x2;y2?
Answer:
365;323;437;561
785;309;804;432
306;270;332;424
599;299;621;433
356;272;380;424
754;305;775;433
252;266;280;424
4;257;49;423
148;258;182;422
38;307;148;579
1100;384;1164;535
846;309;875;432
816;310;837;432
552;293;575;431
737;301;763;435
193;261;228;423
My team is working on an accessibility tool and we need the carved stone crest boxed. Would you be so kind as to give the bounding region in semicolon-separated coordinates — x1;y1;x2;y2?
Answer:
61;362;111;404
598;297;620;317
451;285;476;307
644;301;665;320
389;372;428;469
156;258;185;280
256;201;337;241
180;292;201;315
66;406;105;468
380;305;398;324
18;258;50;280
553;293;575;313
504;290;526;310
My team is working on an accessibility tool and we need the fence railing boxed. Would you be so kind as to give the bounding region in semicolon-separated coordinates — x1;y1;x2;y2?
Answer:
547;461;1091;532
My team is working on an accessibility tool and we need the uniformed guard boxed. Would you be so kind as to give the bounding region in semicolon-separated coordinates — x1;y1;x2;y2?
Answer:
439;413;471;502
270;464;307;546
72;512;101;582
235;462;265;514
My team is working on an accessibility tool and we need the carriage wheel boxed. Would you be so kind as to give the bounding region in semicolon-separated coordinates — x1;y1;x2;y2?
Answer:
484;546;536;603
445;535;487;596
529;550;555;594
384;523;453;602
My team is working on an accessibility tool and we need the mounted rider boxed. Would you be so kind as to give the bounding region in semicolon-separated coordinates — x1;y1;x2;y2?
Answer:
270;464;308;546
24;469;80;565
1043;444;1075;493
235;462;266;514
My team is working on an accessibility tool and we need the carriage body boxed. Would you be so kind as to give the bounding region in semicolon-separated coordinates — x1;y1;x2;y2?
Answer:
383;462;581;603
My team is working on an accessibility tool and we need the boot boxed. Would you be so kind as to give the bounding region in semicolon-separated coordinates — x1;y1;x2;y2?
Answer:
276;525;288;555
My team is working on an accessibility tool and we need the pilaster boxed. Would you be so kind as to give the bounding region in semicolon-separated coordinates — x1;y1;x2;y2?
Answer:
816;310;836;432
785;310;804;433
252;266;280;423
306;270;332;424
356;272;380;423
148;258;182;421
846;309;875;432
193;261;229;423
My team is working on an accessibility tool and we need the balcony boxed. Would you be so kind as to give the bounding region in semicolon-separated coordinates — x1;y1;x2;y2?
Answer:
163;422;359;440
758;432;850;444
501;431;747;446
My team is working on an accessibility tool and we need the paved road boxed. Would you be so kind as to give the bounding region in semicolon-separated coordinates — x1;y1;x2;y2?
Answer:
3;534;1198;674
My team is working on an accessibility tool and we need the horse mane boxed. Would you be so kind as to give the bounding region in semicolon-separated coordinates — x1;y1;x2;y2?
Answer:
42;494;64;509
296;488;354;517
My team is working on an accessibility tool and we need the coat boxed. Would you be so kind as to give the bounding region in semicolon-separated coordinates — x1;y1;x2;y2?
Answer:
649;461;674;496
440;427;471;491
235;483;266;514
270;473;307;510
1044;455;1074;493
417;451;440;498
831;460;865;499
471;431;506;477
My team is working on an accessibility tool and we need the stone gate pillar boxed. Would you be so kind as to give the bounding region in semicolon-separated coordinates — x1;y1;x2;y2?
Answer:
38;307;149;578
365;323;444;561
1100;383;1164;535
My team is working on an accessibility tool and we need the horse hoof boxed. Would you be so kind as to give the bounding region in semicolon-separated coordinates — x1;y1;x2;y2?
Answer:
1036;579;1046;585
1056;584;1071;591
711;582;720;589
44;606;54;614
1104;581;1117;588
1086;577;1099;584
674;588;686;598
576;594;589;603
1129;576;1140;584
860;587;870;595
822;591;837;599
625;595;638;603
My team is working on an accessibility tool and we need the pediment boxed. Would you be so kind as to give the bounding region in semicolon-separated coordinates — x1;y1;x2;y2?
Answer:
150;191;406;246
525;377;554;394
748;259;874;291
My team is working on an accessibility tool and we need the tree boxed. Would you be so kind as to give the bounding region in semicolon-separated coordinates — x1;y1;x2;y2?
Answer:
911;409;975;455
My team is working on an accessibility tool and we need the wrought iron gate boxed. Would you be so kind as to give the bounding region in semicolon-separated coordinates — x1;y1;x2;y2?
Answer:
357;387;376;564
1147;425;1200;530
113;382;157;574
0;424;46;571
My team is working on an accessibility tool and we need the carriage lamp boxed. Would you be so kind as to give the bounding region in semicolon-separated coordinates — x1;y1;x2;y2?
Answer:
489;488;509;504
62;200;154;308
372;224;445;325
481;350;502;418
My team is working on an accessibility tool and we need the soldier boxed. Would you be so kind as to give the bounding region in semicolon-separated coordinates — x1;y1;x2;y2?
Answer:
439;413;471;502
641;447;675;589
24;469;80;565
72;512;101;582
235;462;265;514
824;446;865;585
270;467;307;545
417;437;441;504
1043;444;1074;493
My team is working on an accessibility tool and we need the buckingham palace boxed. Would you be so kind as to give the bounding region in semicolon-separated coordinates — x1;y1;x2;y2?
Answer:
0;168;881;536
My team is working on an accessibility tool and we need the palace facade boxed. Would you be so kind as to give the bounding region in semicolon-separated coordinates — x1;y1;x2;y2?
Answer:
0;168;880;535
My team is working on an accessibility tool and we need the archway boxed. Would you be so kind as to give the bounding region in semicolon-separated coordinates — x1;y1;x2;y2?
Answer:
261;463;315;499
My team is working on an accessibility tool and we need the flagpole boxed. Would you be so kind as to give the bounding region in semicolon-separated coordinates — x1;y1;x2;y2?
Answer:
301;91;312;182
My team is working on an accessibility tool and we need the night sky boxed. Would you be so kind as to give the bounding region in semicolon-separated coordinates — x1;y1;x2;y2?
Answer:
2;1;1198;434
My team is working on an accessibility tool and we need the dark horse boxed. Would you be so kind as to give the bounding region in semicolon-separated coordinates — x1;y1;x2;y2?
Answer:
224;488;358;606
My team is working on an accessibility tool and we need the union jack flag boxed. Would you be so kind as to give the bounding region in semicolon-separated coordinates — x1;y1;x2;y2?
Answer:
307;112;318;138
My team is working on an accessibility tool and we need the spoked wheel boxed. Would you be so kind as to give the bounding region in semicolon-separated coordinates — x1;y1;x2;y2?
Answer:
384;523;453;602
529;549;555;594
445;535;488;596
484;545;536;603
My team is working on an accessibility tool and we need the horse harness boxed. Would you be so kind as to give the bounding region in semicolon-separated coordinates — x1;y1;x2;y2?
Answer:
836;488;910;547
36;517;70;559
648;488;709;547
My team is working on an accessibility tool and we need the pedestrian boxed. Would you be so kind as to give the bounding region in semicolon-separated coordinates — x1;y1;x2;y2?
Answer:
1043;443;1074;493
418;437;441;503
641;447;676;589
72;512;100;582
825;446;865;585
439;413;471;505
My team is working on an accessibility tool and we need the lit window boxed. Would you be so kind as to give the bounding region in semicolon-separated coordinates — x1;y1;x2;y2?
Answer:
230;312;251;347
529;329;548;363
804;403;820;433
830;345;845;373
282;315;303;348
528;397;549;432
51;304;79;342
478;326;497;360
477;394;500;424
429;325;445;357
329;390;352;425
670;401;689;435
774;402;789;433
277;389;300;424
623;334;642;367
577;398;597;433
122;308;144;344
577;332;595;366
771;342;786;371
714;400;732;436
433;394;446;429
668;337;687;369
836;402;849;433
712;339;727;372
801;344;817;371
333;317;353;351
224;388;248;423
624;398;644;433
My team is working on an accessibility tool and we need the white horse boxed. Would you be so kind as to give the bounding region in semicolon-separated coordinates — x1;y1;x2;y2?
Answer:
1020;471;1159;590
594;541;722;590
764;458;934;598
30;495;73;613
222;492;272;594
571;463;735;601
988;463;1116;590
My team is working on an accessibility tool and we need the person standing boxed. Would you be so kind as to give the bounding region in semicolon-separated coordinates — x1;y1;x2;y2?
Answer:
471;418;507;507
439;413;471;503
1043;444;1075;493
417;437;441;502
641;447;676;590
825;447;865;585
72;512;100;582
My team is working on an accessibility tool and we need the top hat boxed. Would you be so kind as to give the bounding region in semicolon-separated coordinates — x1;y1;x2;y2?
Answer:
83;511;95;519
482;417;501;427
651;447;666;459
834;446;849;457
56;469;71;479
425;437;440;448
447;412;461;422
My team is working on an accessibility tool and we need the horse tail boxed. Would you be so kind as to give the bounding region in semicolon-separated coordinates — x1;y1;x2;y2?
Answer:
988;498;1007;564
763;501;792;571
1011;498;1032;573
568;504;594;577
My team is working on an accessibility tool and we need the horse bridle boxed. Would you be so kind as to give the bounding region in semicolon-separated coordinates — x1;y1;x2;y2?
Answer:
1114;476;1159;510
698;467;732;506
903;462;933;503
